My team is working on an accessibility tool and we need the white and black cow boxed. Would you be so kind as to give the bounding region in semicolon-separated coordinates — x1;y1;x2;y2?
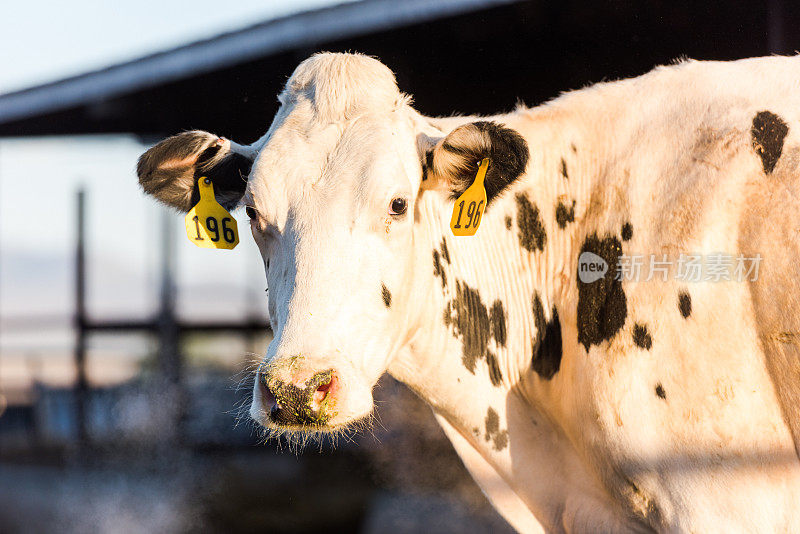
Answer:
137;53;800;532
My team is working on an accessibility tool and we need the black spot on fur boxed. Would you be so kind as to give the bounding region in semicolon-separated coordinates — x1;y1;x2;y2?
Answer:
489;300;507;346
560;158;568;179
486;351;503;387
633;323;653;350
621;222;633;241
577;234;627;351
655;384;666;400
678;291;692;318
751;111;789;174
440;238;451;264
444;282;507;384
433;250;447;288
444;121;529;204
531;294;563;380
505;216;512;230
381;284;392;308
425;150;435;178
444;281;491;373
515;194;547;252
571;143;577;153
426;149;435;168
485;407;499;434
484;407;508;451
556;200;576;229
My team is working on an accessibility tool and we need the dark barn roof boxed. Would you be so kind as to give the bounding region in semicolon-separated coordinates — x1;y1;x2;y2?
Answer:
0;0;796;140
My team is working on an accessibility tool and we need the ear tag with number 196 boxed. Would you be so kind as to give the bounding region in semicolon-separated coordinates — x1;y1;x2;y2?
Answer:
184;177;239;250
450;158;488;236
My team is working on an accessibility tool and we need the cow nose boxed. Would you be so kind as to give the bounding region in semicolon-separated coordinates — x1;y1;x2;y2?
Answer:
262;369;336;426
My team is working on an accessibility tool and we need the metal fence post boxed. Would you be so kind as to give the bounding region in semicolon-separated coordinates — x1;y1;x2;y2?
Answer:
74;189;88;447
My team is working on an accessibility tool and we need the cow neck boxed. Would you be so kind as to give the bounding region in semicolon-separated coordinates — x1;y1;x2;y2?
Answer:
390;106;598;417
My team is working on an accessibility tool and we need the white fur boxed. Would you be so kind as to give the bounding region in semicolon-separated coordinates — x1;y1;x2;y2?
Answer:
236;53;800;532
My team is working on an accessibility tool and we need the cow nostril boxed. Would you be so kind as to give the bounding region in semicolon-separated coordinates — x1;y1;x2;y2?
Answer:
313;378;333;405
260;374;278;408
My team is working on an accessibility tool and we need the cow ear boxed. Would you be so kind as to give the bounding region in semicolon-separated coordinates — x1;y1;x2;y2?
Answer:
137;130;255;212
421;121;529;204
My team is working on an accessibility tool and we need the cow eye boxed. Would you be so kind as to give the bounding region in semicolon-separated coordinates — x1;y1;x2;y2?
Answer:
390;198;408;216
245;206;258;219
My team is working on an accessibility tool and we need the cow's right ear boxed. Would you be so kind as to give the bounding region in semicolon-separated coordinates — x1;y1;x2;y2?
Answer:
137;130;255;212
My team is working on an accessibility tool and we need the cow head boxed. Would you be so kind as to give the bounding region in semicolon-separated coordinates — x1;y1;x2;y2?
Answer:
137;53;528;435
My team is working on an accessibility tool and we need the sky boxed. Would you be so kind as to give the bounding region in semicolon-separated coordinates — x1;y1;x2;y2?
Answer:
0;0;349;391
0;0;350;93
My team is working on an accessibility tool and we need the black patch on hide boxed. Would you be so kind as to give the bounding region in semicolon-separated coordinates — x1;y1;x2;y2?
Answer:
531;294;563;380
632;323;653;350
577;234;627;351
515;193;547;252
556;200;576;229
751;111;789;174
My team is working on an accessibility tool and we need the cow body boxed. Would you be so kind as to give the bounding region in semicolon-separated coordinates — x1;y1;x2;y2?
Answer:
391;56;800;532
138;54;800;532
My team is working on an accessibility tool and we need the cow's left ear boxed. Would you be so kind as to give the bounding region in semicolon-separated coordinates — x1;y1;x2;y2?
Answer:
421;121;529;204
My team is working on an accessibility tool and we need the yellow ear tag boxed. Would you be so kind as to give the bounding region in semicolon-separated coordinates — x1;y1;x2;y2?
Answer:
450;158;489;236
184;177;239;250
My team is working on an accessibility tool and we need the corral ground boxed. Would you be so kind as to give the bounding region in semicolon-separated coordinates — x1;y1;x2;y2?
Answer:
0;378;513;533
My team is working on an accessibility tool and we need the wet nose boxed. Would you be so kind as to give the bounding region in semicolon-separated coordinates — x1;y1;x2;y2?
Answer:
262;369;336;426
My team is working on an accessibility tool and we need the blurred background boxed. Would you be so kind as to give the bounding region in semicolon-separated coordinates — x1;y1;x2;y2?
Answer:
0;0;797;532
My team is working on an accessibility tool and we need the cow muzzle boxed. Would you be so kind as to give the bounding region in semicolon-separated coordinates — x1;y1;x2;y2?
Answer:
260;369;337;427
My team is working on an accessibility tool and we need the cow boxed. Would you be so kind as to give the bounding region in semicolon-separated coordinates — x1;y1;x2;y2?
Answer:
137;52;800;532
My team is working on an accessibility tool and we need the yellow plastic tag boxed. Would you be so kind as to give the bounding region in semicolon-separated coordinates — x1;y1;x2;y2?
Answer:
450;158;489;236
184;177;239;250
